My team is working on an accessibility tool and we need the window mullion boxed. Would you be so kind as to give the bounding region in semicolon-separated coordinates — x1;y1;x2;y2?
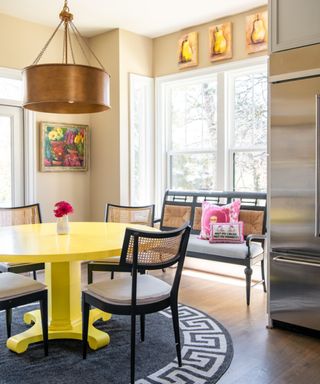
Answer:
216;72;225;190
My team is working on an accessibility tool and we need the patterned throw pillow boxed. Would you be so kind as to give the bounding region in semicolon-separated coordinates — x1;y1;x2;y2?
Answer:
209;221;244;243
200;200;241;240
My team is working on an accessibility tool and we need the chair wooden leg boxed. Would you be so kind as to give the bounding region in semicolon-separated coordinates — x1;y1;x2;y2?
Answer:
130;313;136;384
6;308;12;338
33;270;37;280
261;259;267;293
87;265;93;284
40;295;48;356
111;271;115;280
245;266;253;306
82;298;90;359
171;301;182;367
140;314;145;342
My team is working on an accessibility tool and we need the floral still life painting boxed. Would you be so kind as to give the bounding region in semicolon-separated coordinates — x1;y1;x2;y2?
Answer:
40;122;88;171
246;11;268;53
177;31;198;69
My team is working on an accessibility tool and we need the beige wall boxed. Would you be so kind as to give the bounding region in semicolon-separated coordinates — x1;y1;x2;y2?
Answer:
89;29;121;221
153;5;267;77
0;13;90;222
88;29;153;219
0;13;153;222
0;6;267;222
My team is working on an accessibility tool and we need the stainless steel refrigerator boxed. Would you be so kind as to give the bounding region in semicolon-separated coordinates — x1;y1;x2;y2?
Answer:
269;49;320;331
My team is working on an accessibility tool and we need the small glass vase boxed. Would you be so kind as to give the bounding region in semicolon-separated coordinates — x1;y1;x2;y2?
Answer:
57;215;70;235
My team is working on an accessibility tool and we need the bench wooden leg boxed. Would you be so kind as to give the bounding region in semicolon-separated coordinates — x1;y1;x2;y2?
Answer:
244;267;252;306
261;259;267;293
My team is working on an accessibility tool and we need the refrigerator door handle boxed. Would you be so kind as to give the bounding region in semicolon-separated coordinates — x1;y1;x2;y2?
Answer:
316;95;320;237
273;255;320;268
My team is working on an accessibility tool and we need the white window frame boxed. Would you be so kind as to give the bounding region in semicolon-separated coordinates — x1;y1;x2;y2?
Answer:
164;73;220;193
129;73;154;206
225;63;268;191
155;56;267;212
0;67;36;205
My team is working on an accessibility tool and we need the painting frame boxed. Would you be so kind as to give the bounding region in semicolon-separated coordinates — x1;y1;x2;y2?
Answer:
246;11;268;54
209;22;232;62
40;122;89;172
177;31;198;69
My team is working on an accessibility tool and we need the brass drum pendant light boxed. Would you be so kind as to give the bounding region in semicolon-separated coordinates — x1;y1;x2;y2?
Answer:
23;0;110;114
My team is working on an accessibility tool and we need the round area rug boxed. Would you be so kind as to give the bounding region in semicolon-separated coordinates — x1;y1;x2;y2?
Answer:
0;304;233;384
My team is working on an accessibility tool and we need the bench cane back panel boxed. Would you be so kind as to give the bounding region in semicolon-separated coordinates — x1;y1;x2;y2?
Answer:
162;205;191;229
193;207;202;231
239;209;264;236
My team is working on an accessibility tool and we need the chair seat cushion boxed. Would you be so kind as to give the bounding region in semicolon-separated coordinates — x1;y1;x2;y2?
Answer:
89;256;120;265
0;272;46;300
86;274;171;306
187;234;263;259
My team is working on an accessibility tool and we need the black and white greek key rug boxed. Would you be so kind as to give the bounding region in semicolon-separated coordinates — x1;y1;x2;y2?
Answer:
0;304;233;384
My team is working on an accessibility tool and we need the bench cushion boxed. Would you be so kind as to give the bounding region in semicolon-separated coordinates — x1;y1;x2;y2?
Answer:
187;234;263;259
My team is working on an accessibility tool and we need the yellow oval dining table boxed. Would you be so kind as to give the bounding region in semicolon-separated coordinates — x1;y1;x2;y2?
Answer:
0;221;155;354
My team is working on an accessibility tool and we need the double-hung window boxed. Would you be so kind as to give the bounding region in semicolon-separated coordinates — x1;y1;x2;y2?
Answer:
155;57;267;210
227;66;267;192
166;75;218;191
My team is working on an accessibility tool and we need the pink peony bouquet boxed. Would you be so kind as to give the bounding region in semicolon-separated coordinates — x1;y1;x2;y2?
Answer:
54;201;74;218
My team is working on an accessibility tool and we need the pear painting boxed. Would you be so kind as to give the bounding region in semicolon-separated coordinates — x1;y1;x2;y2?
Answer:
209;22;232;62
178;32;198;69
246;11;268;53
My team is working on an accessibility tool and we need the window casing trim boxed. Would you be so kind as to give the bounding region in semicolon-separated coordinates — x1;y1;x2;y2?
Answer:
0;67;36;205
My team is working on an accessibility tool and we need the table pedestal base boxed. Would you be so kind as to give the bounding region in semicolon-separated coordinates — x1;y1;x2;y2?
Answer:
6;308;111;354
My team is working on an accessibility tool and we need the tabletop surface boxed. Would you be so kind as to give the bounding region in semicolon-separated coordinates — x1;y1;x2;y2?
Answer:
0;222;154;263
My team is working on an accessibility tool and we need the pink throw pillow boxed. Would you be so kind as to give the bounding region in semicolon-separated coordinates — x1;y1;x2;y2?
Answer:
200;200;241;240
209;221;244;243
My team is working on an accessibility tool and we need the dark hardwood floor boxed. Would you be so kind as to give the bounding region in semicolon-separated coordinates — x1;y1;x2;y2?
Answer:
86;265;320;384
168;268;320;384
32;264;320;384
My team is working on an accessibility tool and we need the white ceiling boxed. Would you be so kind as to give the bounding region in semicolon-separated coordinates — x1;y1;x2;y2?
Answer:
0;0;267;38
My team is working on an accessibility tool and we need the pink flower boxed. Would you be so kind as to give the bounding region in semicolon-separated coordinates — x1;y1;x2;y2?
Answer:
54;201;74;218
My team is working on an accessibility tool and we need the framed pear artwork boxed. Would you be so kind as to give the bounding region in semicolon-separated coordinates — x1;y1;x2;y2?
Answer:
177;31;198;69
246;11;268;53
209;22;232;62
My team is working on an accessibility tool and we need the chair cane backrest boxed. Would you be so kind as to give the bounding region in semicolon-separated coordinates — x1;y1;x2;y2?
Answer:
120;224;191;304
105;204;155;227
0;204;42;226
120;224;191;270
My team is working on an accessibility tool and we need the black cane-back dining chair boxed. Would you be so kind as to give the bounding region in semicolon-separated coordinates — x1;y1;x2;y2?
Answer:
0;204;45;280
82;224;191;384
0;272;48;356
87;203;155;283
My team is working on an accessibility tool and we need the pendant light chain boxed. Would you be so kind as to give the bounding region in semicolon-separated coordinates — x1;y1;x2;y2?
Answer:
31;0;107;71
69;22;91;66
32;20;63;65
68;27;76;64
69;22;107;71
